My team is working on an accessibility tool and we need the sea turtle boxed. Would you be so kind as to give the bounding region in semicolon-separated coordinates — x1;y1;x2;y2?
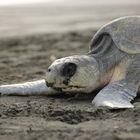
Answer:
0;16;140;109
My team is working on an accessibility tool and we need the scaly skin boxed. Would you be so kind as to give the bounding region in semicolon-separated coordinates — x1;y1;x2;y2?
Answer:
46;34;140;108
0;16;139;109
45;34;126;93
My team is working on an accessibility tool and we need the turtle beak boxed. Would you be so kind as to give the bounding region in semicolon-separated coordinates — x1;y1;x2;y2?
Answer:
46;62;77;88
45;66;55;87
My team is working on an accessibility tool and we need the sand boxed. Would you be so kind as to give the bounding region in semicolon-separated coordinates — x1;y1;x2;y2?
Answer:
0;1;140;140
0;30;140;140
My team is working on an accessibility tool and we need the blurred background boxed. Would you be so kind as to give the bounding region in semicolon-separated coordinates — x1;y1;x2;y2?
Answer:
0;0;140;38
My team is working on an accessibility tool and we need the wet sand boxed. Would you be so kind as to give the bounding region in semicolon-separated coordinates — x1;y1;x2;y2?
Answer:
0;30;140;140
0;1;140;140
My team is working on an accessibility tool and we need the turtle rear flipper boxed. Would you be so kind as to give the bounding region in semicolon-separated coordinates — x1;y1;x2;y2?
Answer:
92;80;138;109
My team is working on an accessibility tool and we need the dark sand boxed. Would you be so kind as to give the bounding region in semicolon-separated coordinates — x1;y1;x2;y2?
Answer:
0;30;140;140
0;1;140;140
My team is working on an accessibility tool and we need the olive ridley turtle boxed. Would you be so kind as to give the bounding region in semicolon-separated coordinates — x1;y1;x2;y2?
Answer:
0;16;140;109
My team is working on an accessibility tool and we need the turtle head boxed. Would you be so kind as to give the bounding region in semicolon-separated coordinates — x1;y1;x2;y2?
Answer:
46;55;100;93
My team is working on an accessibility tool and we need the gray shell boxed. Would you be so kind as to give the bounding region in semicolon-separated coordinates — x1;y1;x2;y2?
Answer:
90;16;140;54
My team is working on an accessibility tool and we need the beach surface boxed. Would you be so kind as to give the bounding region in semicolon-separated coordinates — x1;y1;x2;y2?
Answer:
0;1;140;140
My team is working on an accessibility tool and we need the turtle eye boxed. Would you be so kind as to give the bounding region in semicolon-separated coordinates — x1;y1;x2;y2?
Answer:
62;63;77;78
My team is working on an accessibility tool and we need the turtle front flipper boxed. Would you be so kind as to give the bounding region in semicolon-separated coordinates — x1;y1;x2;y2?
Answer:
92;80;138;109
0;80;58;96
